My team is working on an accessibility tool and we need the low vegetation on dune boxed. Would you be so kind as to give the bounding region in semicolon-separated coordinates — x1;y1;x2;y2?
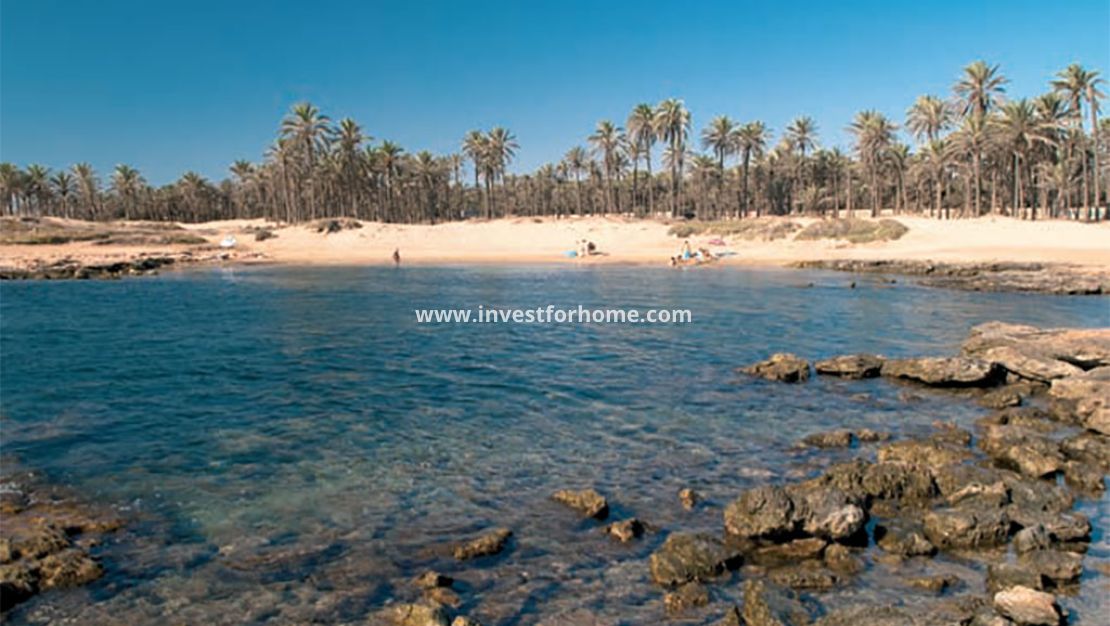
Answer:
668;218;801;240
0;216;207;246
794;218;909;243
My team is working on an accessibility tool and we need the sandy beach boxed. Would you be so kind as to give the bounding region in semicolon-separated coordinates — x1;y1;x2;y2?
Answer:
2;215;1109;272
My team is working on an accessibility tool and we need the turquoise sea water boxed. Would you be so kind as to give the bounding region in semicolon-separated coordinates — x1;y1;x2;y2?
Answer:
1;266;1107;624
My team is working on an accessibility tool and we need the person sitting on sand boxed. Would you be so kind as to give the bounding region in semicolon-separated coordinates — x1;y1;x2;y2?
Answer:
586;241;596;255
392;248;401;265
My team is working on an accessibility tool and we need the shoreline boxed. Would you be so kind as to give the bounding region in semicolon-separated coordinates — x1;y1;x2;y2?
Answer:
2;215;1109;290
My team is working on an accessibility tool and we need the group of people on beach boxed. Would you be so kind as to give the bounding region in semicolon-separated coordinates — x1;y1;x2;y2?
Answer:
576;239;597;258
669;239;716;266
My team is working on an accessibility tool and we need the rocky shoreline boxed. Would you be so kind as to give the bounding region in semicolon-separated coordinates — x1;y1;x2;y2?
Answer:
0;468;123;612
371;321;1107;626
791;260;1110;295
2;321;1107;624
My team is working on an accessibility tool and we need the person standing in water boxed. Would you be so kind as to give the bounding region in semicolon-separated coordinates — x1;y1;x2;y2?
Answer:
392;248;401;266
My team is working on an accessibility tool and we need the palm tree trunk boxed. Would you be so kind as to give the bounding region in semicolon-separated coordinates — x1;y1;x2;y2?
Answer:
1090;99;1102;221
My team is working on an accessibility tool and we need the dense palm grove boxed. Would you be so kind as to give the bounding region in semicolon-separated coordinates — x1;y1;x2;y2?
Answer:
2;61;1107;224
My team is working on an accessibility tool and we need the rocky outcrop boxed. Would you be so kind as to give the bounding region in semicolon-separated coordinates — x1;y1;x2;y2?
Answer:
452;528;511;560
1049;367;1110;434
993;586;1064;625
0;255;178;280
791;259;1109;295
880;357;1003;387
813;354;884;379
741;579;818;626
963;321;1110;370
649;533;737;587
551;488;609;519
740;353;811;383
603;518;644;542
0;478;122;612
723;484;865;543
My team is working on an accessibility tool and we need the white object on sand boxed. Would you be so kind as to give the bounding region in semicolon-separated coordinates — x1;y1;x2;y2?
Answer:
220;236;237;249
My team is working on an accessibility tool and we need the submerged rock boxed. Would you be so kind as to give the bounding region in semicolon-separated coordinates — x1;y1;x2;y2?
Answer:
768;565;839;590
551;488;609;519
452;528;511;561
413;570;453;589
874;521;936;557
678;487;702;510
813;354;884;379
663;581;710;614
603;518;644;543
379;603;450;626
993;586;1064;625
649;532;736;587
741;578;818;626
800;430;854;448
750;538;827;565
881;357;1003;387
741;353;811;383
1018;550;1083;587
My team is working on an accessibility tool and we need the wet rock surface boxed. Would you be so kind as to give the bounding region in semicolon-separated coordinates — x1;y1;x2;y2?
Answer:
649;533;737;587
791;259;1109;295
0;255;179;280
741;353;812;383
452;528;512;561
880;356;1003;387
551;488;609;519
0;475;121;612
813;354;885;379
993;585;1064;625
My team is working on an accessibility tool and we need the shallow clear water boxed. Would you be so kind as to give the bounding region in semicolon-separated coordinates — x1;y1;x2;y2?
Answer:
1;266;1107;624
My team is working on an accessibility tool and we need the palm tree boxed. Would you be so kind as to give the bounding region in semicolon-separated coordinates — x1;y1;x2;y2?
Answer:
654;98;690;216
907;95;954;142
589;120;625;213
0;163;20;214
701;115;737;172
736;121;770;216
335;118;367;215
71;163;99;218
280;102;332;219
954;61;1008;119
627;103;657;215
24;165;51;215
376;141;405;219
786;116;818;213
50;171;76;218
111;164;144;220
461;130;488;217
563;146;588;215
848;110;898;217
1052;65;1105;220
484;127;518;218
993;99;1049;216
948;114;992;216
952;62;1006;217
920;139;951;218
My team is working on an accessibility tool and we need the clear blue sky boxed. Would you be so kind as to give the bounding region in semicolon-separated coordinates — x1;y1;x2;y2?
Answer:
2;0;1108;185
